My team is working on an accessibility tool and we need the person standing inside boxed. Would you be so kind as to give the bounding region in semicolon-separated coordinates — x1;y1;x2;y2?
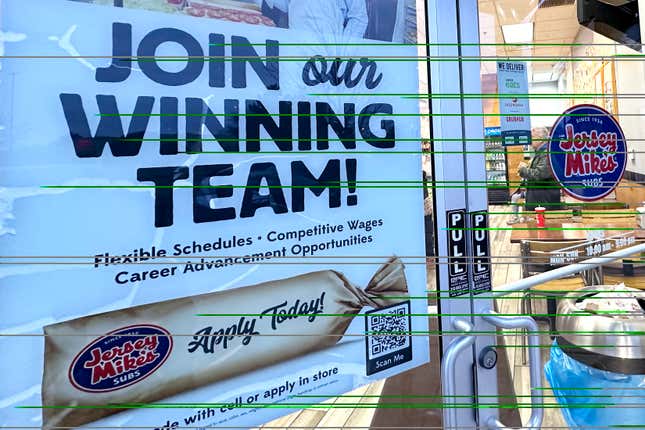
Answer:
516;127;562;215
506;179;527;225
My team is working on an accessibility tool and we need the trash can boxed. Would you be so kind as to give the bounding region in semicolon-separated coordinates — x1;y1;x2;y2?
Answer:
544;285;645;428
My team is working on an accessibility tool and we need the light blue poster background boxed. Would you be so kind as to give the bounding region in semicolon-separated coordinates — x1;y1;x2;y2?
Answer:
0;0;429;428
496;60;531;145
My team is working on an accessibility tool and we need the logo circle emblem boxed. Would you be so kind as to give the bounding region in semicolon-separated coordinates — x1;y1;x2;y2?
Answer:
69;324;172;393
548;104;627;201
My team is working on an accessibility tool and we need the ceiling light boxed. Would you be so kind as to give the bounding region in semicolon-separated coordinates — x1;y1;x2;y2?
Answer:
501;22;534;44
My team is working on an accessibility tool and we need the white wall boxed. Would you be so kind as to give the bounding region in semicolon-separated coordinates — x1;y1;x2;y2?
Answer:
568;28;645;175
528;81;568;129
614;43;645;175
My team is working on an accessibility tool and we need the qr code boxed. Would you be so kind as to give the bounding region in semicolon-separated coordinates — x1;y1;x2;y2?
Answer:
365;302;411;360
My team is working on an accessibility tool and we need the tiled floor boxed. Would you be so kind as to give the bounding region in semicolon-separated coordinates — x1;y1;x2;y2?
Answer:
256;205;569;429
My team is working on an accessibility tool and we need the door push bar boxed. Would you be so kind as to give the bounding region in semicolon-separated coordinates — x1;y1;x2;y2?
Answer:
440;242;645;429
440;319;476;430
440;313;543;430
481;311;543;430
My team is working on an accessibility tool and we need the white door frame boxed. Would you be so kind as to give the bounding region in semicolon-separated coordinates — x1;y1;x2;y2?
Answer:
426;0;500;427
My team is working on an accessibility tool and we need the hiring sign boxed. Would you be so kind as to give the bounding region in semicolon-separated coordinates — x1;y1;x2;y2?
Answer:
497;61;531;146
548;104;627;201
0;1;427;428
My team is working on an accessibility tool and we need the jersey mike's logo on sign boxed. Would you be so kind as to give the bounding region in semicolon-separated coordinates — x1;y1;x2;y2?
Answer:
548;104;627;201
69;325;172;393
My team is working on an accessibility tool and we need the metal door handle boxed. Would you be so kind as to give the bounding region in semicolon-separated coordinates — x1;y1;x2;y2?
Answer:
440;319;475;430
482;310;544;430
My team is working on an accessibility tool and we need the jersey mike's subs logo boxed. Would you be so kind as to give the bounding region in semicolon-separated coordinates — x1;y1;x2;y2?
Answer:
548;104;627;201
69;325;172;392
559;123;619;176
